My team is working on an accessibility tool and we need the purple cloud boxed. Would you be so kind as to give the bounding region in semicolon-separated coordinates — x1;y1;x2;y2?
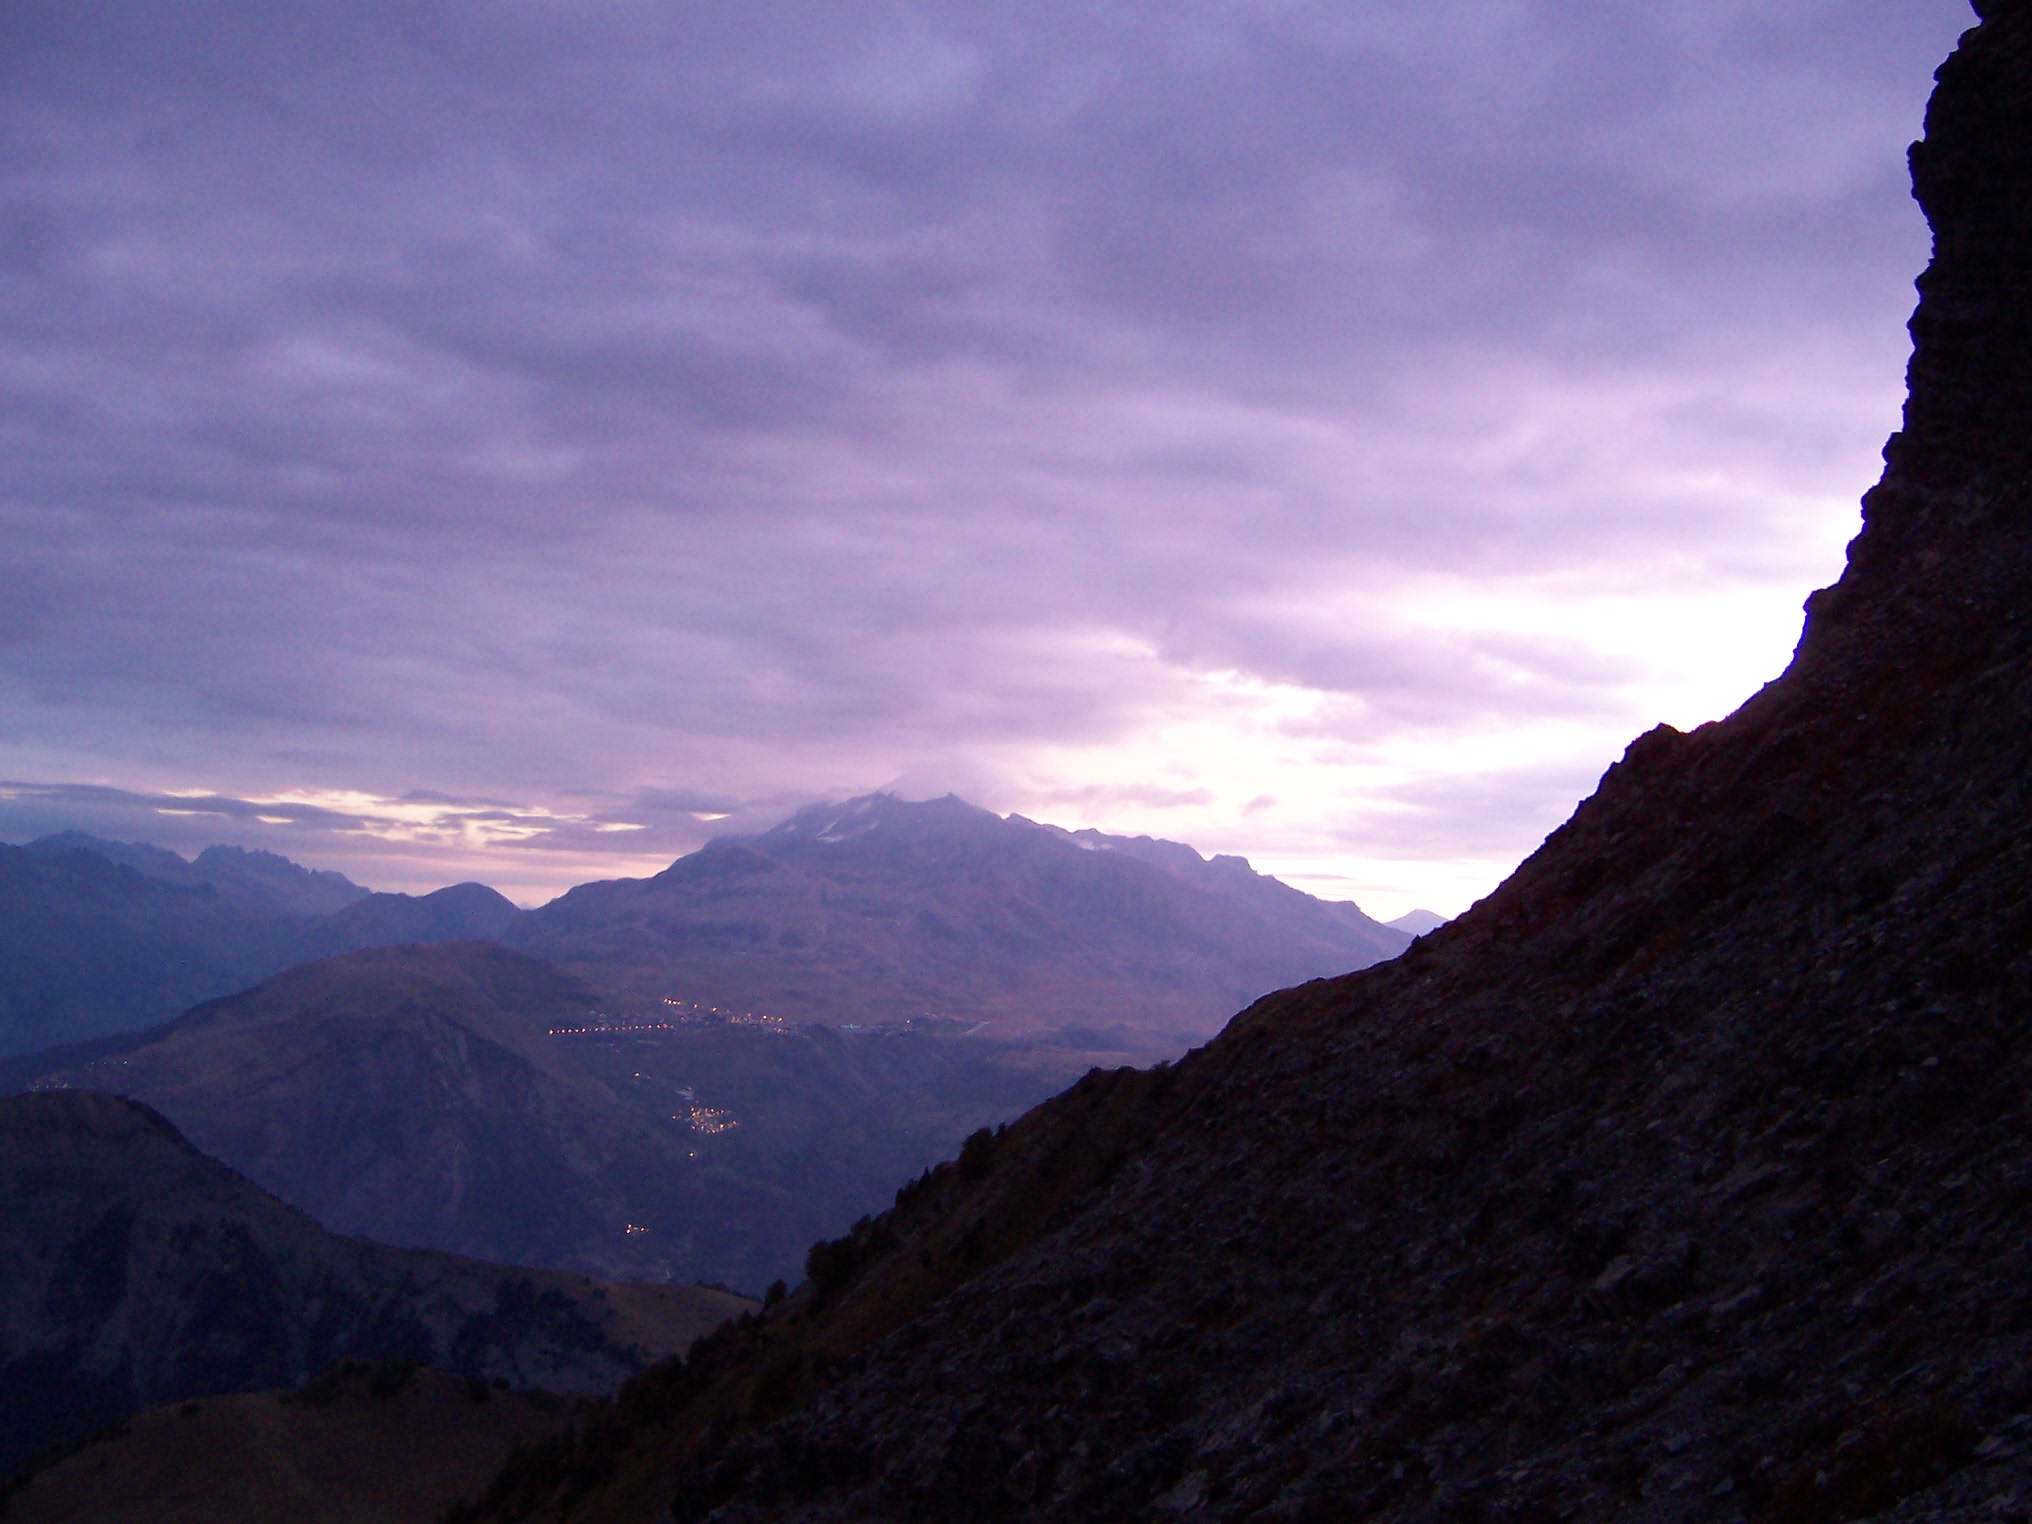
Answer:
0;0;1977;911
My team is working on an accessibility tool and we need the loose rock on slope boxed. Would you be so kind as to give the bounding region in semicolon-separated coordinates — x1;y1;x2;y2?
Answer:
445;9;2032;1524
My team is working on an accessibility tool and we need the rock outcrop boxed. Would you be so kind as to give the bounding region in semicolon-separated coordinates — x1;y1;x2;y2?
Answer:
451;9;2032;1522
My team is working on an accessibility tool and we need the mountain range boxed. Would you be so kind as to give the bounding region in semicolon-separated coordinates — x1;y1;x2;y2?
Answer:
6;14;2026;1518
513;794;1413;1044
0;799;1427;1363
0;797;1416;1062
23;834;373;915
0;839;515;1058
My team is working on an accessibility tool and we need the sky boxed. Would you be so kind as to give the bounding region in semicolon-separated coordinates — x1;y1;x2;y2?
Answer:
0;0;1978;916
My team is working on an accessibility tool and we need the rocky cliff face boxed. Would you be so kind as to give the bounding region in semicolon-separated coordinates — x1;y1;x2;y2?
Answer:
0;1090;747;1480
456;10;2032;1523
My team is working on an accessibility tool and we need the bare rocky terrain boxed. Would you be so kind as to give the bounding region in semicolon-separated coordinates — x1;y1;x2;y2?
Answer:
415;8;2032;1522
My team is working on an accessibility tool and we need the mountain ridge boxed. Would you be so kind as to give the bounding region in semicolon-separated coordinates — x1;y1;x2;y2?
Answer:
23;833;372;917
0;840;521;1058
514;792;1409;1043
2;803;1409;1059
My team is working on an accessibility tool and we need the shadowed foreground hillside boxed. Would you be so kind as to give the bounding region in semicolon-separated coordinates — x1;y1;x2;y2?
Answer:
440;10;2032;1522
0;1090;748;1481
5;1364;581;1524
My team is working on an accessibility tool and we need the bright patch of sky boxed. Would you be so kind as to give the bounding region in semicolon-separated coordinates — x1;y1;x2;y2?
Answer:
0;0;1978;917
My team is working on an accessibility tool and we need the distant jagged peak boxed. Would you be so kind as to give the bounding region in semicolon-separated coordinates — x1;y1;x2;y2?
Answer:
760;791;997;845
21;830;370;915
767;792;891;844
718;792;1400;934
1059;824;1250;879
24;830;196;877
188;842;372;914
691;792;1403;952
753;792;1245;870
1386;908;1448;935
195;843;310;869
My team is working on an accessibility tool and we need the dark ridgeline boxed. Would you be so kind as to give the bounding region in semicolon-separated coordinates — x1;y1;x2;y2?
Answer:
0;1089;751;1482
442;10;2032;1522
21;834;373;916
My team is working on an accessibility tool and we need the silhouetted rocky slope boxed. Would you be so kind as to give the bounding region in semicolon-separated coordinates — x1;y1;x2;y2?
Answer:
451;10;2032;1522
0;1090;749;1481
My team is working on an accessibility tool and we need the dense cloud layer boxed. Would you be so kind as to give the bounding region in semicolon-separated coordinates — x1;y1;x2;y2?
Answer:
0;1;1973;912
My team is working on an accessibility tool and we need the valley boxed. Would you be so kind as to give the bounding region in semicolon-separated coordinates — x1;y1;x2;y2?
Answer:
0;943;1125;1290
